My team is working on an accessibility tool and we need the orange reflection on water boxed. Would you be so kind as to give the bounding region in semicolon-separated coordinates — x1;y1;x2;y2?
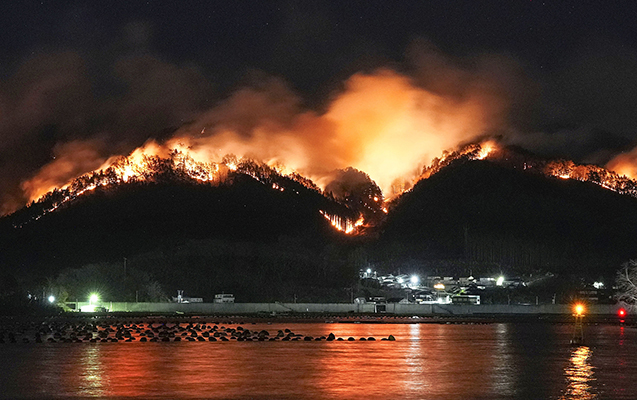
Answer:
74;343;159;398
313;323;499;399
560;346;597;400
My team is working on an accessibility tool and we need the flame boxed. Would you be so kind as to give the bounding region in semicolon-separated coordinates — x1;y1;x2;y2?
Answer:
319;210;363;235
408;140;637;203
19;139;502;231
17;135;637;235
415;141;498;183
18;140;365;233
19;66;507;214
475;140;496;160
543;159;637;194
606;150;637;180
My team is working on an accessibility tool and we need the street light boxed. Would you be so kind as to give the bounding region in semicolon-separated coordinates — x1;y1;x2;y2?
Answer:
410;275;419;285
89;293;99;305
571;303;585;345
48;295;55;304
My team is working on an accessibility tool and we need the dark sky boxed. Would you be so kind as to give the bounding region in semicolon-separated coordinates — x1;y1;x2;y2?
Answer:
1;1;637;213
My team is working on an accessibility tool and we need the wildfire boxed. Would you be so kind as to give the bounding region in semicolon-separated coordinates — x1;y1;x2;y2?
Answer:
474;140;496;160
542;159;637;196
415;141;498;183
319;210;364;235
15;141;368;234
17;132;637;235
390;139;637;206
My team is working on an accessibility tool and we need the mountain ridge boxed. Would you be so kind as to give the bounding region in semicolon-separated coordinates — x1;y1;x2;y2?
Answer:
2;143;637;303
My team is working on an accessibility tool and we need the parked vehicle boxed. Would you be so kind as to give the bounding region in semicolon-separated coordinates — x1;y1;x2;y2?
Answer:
214;294;235;303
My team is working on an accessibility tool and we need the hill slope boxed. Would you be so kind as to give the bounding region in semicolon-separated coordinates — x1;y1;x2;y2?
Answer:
0;169;359;299
379;158;637;277
3;148;637;303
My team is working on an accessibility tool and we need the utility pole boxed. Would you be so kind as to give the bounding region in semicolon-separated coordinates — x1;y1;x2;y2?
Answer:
123;257;127;277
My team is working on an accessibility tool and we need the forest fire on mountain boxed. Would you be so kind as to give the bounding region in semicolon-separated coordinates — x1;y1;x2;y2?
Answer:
543;159;637;196
15;140;370;233
319;210;364;234
13;138;637;234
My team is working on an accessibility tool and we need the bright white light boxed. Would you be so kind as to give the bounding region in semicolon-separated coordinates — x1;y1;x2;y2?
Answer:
89;294;99;304
80;305;96;313
366;268;372;274
593;282;604;289
496;276;505;286
397;277;404;284
410;275;419;285
48;295;55;304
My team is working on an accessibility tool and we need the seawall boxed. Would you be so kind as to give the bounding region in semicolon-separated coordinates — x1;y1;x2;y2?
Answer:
73;302;629;316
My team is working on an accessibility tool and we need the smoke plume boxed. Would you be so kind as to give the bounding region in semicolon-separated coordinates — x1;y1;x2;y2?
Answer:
8;40;525;214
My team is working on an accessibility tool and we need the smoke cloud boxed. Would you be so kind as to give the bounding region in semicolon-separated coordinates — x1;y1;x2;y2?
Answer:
9;41;526;213
17;36;637;214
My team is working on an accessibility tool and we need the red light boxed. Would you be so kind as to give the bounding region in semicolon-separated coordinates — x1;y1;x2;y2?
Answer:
618;308;626;317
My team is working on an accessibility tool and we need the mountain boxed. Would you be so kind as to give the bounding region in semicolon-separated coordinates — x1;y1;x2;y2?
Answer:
2;143;637;304
378;157;637;279
0;165;361;302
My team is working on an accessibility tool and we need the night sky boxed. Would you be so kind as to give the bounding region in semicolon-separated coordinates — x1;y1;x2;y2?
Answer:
1;1;637;214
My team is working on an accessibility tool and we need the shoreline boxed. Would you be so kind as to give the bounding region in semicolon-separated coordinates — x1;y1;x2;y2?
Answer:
2;311;633;326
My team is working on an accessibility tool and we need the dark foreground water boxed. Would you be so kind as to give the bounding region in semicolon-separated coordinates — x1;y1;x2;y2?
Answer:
0;320;635;399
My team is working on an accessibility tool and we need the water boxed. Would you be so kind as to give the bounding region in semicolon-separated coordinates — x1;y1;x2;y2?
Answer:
0;320;635;399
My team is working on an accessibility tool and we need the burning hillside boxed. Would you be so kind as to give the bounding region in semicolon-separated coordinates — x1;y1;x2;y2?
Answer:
9;62;516;217
410;140;637;201
12;140;371;233
11;137;637;235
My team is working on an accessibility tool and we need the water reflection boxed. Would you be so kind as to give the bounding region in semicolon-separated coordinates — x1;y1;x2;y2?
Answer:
561;346;596;400
491;323;515;396
403;323;428;392
78;345;105;397
4;323;636;399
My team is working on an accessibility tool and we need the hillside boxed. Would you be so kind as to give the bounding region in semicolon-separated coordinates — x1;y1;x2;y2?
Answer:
0;167;361;301
379;158;637;278
3;145;637;304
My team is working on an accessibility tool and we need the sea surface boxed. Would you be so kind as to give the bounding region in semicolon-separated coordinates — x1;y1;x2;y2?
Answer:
0;320;635;399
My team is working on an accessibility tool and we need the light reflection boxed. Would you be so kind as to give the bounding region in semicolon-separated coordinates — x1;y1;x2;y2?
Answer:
560;346;597;400
403;323;429;392
78;345;105;397
491;323;515;395
105;341;157;397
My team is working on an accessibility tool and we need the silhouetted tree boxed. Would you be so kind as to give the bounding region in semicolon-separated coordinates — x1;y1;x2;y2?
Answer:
617;260;637;307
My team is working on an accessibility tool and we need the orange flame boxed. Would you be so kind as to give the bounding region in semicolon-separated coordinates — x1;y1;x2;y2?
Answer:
319;210;363;235
20;67;508;211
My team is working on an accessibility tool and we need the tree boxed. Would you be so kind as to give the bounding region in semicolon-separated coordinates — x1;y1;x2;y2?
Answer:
616;260;637;308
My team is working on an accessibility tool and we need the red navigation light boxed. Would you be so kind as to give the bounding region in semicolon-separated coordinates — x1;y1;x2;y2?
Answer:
618;308;627;317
